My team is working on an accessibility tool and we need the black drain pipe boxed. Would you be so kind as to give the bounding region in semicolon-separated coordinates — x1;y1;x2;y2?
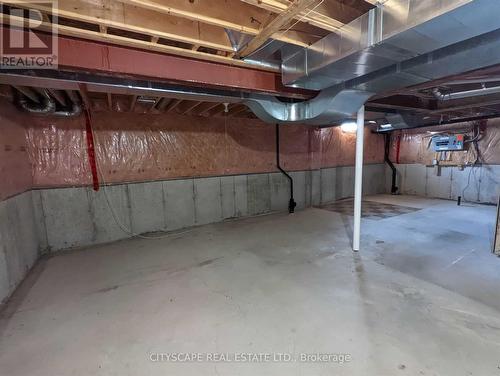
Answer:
276;124;297;213
384;133;399;195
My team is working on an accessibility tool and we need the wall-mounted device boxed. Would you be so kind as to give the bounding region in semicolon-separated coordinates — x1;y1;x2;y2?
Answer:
431;134;465;151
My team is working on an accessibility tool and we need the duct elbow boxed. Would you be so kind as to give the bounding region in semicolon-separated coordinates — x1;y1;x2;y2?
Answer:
432;88;447;101
15;88;82;117
17;89;56;115
54;102;83;117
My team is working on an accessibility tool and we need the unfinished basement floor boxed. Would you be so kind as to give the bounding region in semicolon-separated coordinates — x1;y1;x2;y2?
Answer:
1;195;499;376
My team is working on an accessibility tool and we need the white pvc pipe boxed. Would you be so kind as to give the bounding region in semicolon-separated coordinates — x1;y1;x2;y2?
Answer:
353;106;365;251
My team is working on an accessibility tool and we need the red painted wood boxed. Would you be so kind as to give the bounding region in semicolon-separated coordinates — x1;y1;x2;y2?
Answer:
54;35;314;98
84;109;100;191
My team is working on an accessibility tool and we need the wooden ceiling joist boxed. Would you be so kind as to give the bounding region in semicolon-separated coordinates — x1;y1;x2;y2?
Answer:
22;0;235;53
164;99;182;112
179;100;203;115
107;93;113;110
241;0;373;32
130;95;138;111
228;105;249;117
241;0;342;32
2;0;374;71
0;14;270;70
237;0;318;58
47;89;68;106
77;85;92;110
13;86;39;102
198;102;222;116
117;0;315;47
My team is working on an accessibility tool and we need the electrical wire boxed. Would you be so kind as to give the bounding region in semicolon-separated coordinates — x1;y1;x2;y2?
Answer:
86;110;193;240
462;162;480;202
423;122;488;203
462;123;484;202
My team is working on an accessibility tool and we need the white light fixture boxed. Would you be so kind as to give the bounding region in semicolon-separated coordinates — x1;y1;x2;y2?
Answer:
340;121;358;133
380;123;393;129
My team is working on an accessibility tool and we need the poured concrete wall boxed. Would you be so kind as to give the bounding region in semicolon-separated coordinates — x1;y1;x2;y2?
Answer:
389;164;500;204
0;192;39;304
0;96;387;303
33;164;386;252
389;120;499;204
0;100;39;304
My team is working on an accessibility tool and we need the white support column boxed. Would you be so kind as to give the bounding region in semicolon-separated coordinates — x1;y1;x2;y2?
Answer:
353;106;365;251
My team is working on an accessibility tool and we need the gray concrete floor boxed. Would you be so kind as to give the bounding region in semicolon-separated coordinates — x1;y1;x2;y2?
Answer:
1;195;500;375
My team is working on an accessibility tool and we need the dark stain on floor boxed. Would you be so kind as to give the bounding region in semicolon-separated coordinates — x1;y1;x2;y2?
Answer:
318;198;421;220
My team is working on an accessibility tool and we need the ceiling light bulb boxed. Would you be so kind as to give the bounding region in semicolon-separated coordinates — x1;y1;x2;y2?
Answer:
340;121;357;133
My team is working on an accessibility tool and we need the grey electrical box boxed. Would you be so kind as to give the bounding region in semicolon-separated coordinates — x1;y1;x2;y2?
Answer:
432;135;465;152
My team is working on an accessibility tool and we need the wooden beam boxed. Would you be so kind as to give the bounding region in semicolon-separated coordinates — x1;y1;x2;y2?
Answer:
77;84;92;110
107;93;113;110
242;0;340;32
431;97;500;114
237;0;318;58
367;95;433;113
41;11;51;23
180;101;203;115
66;90;81;104
0;25;315;98
22;0;235;53
154;97;170;111
164;99;182;112
228;105;249;117
47;89;67;106
130;95;138;111
149;97;161;112
13;86;39;102
198;102;222;116
117;0;314;47
0;14;275;71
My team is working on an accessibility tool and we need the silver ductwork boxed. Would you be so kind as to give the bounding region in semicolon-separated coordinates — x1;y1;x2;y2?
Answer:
282;0;499;91
5;0;500;126
15;86;83;117
246;0;500;125
16;88;56;115
54;100;83;117
245;87;374;125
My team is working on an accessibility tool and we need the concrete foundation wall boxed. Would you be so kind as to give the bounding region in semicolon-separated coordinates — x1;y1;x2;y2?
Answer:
389;163;500;204
33;164;386;252
0;163;385;303
0;191;39;304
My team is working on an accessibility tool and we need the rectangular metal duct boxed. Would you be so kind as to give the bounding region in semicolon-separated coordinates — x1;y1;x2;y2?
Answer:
282;0;500;90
